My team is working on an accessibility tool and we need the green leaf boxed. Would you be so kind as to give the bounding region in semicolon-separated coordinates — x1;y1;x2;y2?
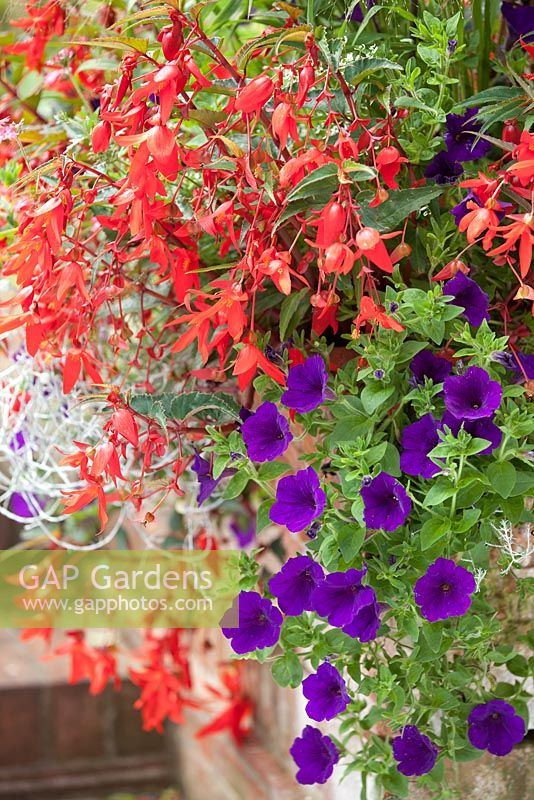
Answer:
420;517;450;550
360;383;395;415
344;58;402;87
256;499;274;534
279;287;310;341
285;163;339;203
70;36;149;54
222;470;249;500
17;70;44;100
257;462;291;481
271;652;303;688
487;461;516;499
423;478;456;507
337;523;365;563
129;391;240;423
359;186;445;232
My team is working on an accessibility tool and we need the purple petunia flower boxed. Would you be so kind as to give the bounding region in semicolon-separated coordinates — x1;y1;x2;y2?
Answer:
442;411;502;455
341;589;381;641
444;366;502;420
400;414;441;479
302;662;350;721
269;467;326;532
425;151;463;184
311;567;369;626
468;699;526;756
281;355;333;413
493;349;534;382
230;518;256;548
290;725;339;785
444;108;492;163
414;557;476;622
392;725;439;777
222;591;282;654
269;555;325;616
361;472;411;531
444;272;489;327
241;401;293;462
502;2;534;43
410;350;452;385
191;453;236;505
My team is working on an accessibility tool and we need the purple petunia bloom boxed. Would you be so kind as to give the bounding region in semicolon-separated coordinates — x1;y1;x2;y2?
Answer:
493;349;534;382
350;0;375;23
361;472;411;531
222;591;282;654
230;518;256;548
400;414;441;479
290;725;339;785
444;366;502;420
341;589;381;641
410;350;452;385
425;151;463;184
281;355;333;413
442;411;502;455
269;467;326;532
392;726;439;777
502;2;534;43
302;662;350;721
414;557;476;622
444;108;492;163
191;453;236;505
311;567;369;626
444;272;489;327
468;699;526;756
241;401;293;462
269;555;325;616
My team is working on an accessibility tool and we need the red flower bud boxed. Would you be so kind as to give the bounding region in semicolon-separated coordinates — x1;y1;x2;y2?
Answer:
91;120;111;153
235;75;274;114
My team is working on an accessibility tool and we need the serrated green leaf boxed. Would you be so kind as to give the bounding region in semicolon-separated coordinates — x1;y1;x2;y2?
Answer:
129;391;240;423
279;287;309;341
359;185;445;232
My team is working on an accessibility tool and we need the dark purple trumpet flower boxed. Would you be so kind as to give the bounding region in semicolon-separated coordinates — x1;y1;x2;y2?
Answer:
442;411;502;455
444;272;489;327
191;453;236;505
269;555;324;616
230;518;256;548
281;355;334;413
311;567;369;626
392;726;439;776
341;589;381;642
493;350;534;382
290;725;339;785
414;557;476;622
468;699;526;756
361;472;411;531
410;350;452;385
425;151;463;184
444;366;502;420
502;2;534;43
444;108;492;162
302;662;350;721
222;591;282;654
269;467;326;532
241;401;292;462
400;414;441;479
